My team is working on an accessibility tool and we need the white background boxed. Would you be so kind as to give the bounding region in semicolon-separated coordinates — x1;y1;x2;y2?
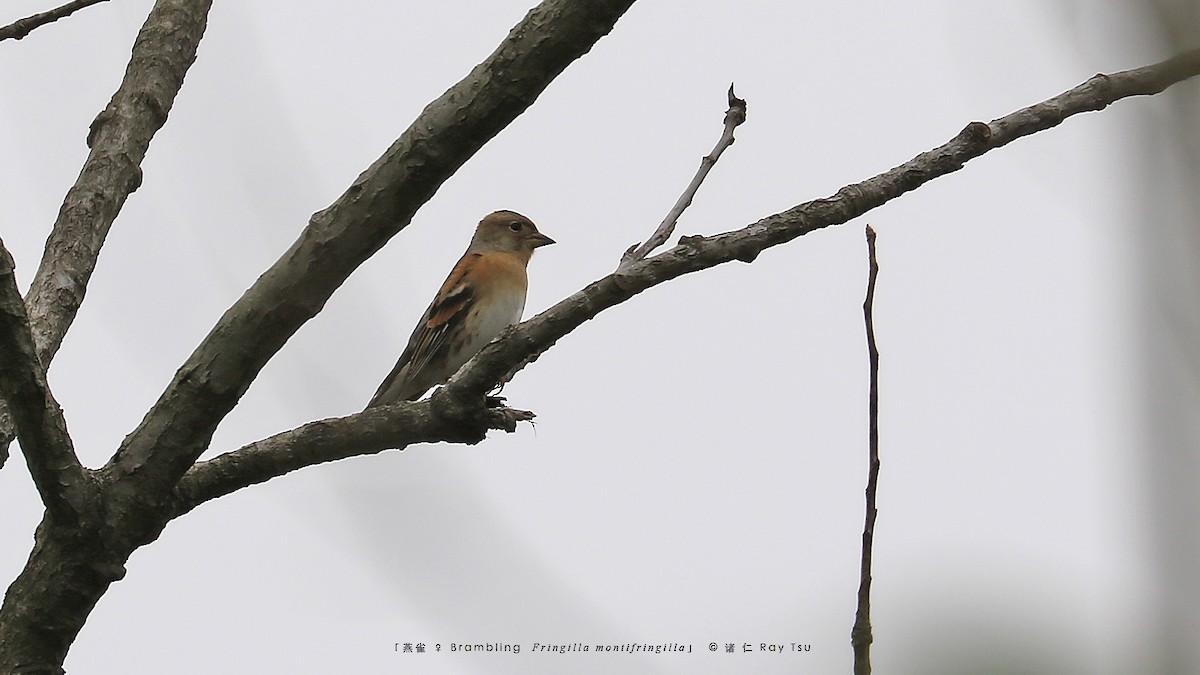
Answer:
1;1;1196;673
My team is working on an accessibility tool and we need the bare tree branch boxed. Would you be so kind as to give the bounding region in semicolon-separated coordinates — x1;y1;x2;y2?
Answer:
100;0;637;499
852;225;881;675
0;238;94;525
620;84;747;268
174;48;1200;508
0;0;214;463
445;48;1200;402
24;0;211;366
0;0;110;43
171;404;534;518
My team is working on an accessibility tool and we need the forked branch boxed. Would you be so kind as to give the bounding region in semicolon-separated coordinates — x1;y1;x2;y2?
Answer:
620;84;747;268
447;48;1200;401
100;0;638;499
0;239;93;524
0;0;214;462
180;48;1200;511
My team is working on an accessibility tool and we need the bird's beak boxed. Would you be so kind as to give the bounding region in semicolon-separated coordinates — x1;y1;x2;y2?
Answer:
529;232;556;247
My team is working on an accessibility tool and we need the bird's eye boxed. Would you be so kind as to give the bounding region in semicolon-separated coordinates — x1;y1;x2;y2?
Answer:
509;222;523;232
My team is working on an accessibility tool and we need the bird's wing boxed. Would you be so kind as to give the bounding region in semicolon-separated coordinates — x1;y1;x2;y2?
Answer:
367;253;481;407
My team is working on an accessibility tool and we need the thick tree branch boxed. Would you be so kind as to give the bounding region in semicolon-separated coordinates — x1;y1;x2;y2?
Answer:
171;48;1200;507
102;0;637;499
620;84;747;267
24;0;211;367
0;238;94;525
0;0;213;463
0;0;110;43
171;403;534;517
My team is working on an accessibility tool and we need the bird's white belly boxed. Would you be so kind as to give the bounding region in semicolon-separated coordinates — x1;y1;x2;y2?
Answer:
452;292;526;365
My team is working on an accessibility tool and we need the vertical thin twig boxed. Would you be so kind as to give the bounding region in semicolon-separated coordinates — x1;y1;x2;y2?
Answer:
852;225;881;675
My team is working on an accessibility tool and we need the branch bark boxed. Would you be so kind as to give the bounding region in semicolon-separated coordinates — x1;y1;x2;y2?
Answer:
0;239;94;525
0;0;214;463
0;407;11;469
0;0;110;42
171;403;533;518
24;0;211;366
175;48;1200;510
100;0;637;504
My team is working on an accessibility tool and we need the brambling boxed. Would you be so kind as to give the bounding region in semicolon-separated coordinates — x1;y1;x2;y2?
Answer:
367;210;554;407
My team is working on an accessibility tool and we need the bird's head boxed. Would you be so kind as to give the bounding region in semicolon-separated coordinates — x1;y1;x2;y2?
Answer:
470;210;555;260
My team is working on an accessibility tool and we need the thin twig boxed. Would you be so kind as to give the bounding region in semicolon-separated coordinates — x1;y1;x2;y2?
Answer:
852;225;881;675
0;0;110;42
619;84;747;268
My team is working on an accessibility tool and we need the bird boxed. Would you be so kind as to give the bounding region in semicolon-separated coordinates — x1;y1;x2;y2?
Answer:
367;210;554;408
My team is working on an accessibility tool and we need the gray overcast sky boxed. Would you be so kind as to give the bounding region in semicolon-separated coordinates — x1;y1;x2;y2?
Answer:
1;1;1196;673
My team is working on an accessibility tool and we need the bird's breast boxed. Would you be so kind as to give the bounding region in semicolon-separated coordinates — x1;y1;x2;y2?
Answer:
457;253;529;357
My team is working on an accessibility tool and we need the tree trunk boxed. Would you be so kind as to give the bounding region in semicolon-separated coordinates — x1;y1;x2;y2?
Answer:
0;517;127;675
